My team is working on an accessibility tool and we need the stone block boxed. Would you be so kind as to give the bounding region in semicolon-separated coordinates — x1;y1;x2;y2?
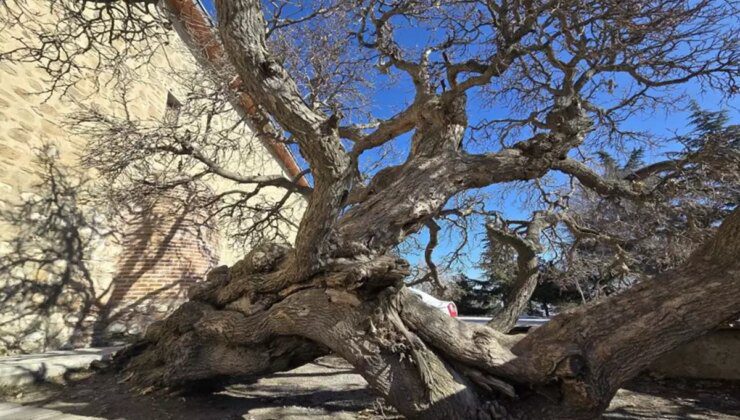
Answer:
649;328;740;380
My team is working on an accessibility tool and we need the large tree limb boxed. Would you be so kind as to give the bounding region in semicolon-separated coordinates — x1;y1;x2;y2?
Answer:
345;103;421;157
214;0;348;175
486;212;553;332
399;288;521;372
337;149;535;251
214;0;353;277
552;158;644;199
507;208;740;417
339;136;585;252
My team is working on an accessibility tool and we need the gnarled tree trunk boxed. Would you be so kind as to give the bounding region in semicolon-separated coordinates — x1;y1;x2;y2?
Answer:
113;209;740;420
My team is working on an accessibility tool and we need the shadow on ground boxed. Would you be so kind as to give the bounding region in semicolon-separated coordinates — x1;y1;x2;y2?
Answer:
604;375;740;419
0;356;396;420
2;355;740;419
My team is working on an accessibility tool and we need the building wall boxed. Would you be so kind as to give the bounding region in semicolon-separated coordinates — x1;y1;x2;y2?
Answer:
648;328;740;381
0;1;303;353
101;191;222;342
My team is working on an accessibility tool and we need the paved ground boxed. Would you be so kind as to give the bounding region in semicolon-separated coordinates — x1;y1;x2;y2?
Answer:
1;354;739;419
0;347;121;388
0;356;387;420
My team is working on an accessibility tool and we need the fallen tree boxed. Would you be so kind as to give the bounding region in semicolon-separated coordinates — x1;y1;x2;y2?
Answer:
3;0;739;418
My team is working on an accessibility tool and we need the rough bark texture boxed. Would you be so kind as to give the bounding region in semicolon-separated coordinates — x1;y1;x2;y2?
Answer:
113;209;740;420
507;208;740;418
486;213;552;332
215;0;353;280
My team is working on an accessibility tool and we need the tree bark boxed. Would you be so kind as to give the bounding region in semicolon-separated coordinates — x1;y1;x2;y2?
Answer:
486;212;552;332
505;208;740;418
113;209;740;419
215;0;353;280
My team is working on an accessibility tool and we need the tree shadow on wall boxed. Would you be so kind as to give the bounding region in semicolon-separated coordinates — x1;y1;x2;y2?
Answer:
0;145;117;355
90;190;217;344
0;146;220;355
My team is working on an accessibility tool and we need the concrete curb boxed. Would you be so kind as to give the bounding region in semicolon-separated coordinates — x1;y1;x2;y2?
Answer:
0;347;123;388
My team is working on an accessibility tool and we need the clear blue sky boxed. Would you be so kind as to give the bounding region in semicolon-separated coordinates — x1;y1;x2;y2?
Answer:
199;1;738;280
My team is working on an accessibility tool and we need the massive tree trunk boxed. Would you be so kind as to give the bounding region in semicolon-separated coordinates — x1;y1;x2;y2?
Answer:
113;209;740;419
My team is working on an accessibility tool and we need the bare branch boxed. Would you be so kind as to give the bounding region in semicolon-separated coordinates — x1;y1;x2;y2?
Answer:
552;158;644;199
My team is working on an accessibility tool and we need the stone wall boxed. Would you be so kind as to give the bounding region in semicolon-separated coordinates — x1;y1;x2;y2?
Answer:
649;328;740;381
0;0;303;354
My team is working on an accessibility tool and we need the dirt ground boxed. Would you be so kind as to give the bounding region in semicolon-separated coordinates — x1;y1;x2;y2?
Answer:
1;355;739;419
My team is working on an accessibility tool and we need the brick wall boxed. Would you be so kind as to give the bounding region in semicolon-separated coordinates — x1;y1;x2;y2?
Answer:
100;192;220;341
